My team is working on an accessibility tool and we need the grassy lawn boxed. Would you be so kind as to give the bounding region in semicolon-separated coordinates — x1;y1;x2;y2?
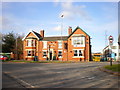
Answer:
3;60;76;63
104;64;120;72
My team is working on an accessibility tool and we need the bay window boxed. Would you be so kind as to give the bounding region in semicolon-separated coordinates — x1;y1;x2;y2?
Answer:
73;50;83;57
72;36;85;47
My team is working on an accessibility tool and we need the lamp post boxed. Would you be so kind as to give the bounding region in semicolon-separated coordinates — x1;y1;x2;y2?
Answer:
109;35;113;66
61;14;64;61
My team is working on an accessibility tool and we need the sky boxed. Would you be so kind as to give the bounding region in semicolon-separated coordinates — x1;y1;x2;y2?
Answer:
1;1;118;53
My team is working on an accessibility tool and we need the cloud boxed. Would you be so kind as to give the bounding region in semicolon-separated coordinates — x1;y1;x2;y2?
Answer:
52;25;61;31
59;2;92;21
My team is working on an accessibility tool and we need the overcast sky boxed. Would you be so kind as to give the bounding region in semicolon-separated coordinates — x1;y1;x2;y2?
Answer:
1;1;118;53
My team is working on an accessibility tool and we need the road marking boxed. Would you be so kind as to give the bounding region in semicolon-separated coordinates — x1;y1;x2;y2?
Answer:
87;77;95;80
3;72;36;88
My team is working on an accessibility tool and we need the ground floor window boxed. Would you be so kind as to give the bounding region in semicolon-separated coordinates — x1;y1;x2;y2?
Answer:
58;51;62;57
73;50;83;57
43;52;47;57
27;50;35;56
28;51;31;56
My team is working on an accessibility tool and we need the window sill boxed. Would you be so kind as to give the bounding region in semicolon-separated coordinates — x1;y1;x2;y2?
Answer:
73;56;84;58
26;46;36;47
43;57;47;58
26;56;34;58
58;57;63;58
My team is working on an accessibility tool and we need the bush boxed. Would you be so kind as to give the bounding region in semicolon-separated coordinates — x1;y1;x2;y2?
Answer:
53;56;56;60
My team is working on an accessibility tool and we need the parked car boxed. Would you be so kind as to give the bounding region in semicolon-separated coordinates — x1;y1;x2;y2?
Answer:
0;55;8;61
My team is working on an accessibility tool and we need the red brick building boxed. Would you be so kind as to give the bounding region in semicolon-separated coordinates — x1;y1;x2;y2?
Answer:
22;26;91;61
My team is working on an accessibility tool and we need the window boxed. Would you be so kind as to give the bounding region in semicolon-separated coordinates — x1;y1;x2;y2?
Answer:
58;51;62;57
31;40;34;46
112;46;117;49
43;52;47;57
28;51;31;56
43;41;47;48
32;51;34;56
74;50;78;56
27;40;36;47
64;43;68;49
73;50;83;57
27;51;35;56
72;36;85;47
58;41;62;48
79;50;82;56
27;40;31;47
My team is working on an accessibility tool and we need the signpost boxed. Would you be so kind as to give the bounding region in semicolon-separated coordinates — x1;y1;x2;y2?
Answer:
108;35;113;66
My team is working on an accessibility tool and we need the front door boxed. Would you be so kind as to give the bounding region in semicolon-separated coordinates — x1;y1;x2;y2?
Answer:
50;51;52;60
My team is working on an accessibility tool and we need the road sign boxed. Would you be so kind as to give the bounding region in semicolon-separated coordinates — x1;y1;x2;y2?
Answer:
109;35;113;43
109;35;113;46
108;35;113;66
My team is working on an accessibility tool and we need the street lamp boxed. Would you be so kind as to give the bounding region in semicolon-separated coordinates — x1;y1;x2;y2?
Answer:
61;14;64;61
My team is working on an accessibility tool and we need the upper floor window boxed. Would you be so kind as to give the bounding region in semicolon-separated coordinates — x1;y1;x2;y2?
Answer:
72;36;85;47
43;41;47;48
58;41;62;48
112;46;117;49
27;39;36;47
27;40;31;47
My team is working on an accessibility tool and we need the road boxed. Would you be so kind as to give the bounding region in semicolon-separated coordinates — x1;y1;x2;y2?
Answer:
2;62;120;88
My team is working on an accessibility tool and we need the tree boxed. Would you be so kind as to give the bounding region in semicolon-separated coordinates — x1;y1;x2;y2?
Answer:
15;35;23;60
2;32;16;53
2;32;24;60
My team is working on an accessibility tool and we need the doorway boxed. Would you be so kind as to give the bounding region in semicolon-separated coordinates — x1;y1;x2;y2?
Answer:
50;51;52;60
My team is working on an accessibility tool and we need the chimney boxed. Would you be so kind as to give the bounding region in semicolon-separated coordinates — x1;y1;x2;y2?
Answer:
40;30;44;38
68;26;72;35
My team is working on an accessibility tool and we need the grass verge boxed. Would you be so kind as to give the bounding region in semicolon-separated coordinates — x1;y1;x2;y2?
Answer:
104;64;120;72
3;60;76;63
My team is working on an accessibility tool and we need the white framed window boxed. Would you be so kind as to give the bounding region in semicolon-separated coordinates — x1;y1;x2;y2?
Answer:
43;51;47;57
27;39;36;47
27;51;31;56
73;50;83;57
58;50;62;57
27;40;31;47
43;41;47;48
27;50;35;56
58;41;62;48
72;36;85;47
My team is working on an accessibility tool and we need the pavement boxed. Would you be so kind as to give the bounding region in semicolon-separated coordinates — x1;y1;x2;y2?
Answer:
2;62;120;88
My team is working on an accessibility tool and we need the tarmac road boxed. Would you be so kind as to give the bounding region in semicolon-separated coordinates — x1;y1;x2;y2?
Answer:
2;62;120;88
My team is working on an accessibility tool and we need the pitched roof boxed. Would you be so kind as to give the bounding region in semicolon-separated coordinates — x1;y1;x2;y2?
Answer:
42;36;68;41
68;26;90;38
32;30;41;39
22;30;41;41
